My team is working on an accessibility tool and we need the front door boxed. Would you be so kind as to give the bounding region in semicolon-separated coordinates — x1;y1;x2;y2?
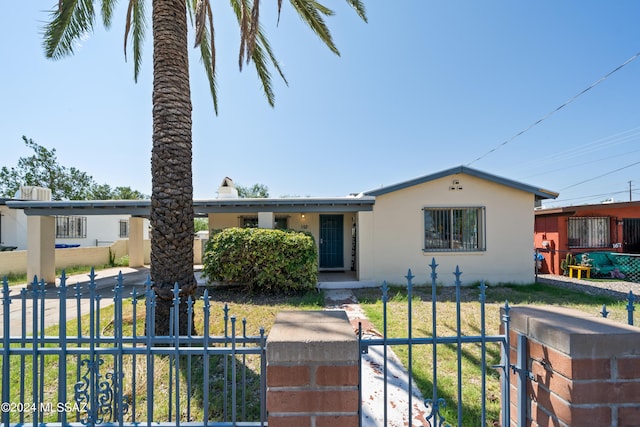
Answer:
623;218;640;253
320;215;344;269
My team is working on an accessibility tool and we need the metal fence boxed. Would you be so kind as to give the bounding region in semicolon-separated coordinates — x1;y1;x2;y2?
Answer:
608;253;640;283
600;290;636;325
1;271;267;426
358;259;512;427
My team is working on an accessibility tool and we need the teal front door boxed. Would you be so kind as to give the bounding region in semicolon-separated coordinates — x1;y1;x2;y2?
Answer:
320;215;344;269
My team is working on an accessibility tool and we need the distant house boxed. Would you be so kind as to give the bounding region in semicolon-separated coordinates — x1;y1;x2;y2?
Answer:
0;186;149;251
6;167;557;286
534;201;640;275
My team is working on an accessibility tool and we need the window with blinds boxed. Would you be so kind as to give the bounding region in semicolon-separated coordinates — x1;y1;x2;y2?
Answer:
567;217;610;248
424;207;485;252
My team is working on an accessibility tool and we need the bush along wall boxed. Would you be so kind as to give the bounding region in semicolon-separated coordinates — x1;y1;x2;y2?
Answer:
202;227;318;293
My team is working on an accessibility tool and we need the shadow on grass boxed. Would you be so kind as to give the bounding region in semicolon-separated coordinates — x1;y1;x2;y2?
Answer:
178;353;263;423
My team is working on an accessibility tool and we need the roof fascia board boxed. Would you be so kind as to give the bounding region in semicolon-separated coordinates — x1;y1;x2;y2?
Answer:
7;197;375;216
364;165;558;200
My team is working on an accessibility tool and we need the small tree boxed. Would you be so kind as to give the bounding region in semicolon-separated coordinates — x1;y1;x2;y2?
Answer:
1;136;147;200
237;183;269;198
194;218;209;233
0;136;94;200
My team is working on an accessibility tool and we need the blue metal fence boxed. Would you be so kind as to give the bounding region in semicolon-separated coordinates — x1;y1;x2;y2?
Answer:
0;270;267;426
600;290;636;325
358;259;512;427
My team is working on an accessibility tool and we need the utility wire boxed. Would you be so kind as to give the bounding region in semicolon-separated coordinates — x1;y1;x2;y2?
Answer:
559;160;640;191
467;51;640;166
544;188;639;207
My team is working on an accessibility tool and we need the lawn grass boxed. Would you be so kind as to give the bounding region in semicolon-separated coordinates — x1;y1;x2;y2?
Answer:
352;282;630;426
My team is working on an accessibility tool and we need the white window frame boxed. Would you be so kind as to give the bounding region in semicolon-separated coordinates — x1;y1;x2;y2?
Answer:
423;206;486;252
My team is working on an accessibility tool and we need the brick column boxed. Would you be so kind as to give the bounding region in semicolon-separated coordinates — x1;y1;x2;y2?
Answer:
509;306;640;427
266;310;359;427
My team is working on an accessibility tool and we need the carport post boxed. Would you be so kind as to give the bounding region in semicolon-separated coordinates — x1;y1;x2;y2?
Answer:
26;215;56;285
129;216;145;267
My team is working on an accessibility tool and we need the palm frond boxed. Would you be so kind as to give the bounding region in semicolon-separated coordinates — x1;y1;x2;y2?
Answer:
43;0;96;60
229;0;281;102
196;2;219;114
187;0;197;22
124;0;147;81
250;38;275;107
238;0;251;70
257;26;287;86
345;0;367;23
245;0;260;63
288;0;339;56
194;0;207;47
277;0;283;24
101;0;119;28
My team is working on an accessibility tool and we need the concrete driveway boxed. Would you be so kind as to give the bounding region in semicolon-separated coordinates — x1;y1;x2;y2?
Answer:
1;267;167;336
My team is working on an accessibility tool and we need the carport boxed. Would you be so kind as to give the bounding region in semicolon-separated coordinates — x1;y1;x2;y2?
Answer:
6;196;375;285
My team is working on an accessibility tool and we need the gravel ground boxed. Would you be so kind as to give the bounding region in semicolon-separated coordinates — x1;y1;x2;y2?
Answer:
536;273;640;300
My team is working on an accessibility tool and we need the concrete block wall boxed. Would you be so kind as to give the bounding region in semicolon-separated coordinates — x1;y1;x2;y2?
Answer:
266;310;359;427
509;306;640;427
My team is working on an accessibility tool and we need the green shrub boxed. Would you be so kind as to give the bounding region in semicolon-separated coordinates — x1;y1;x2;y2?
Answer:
202;227;318;293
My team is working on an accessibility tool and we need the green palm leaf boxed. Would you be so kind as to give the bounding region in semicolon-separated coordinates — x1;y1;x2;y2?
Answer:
289;0;339;55
124;0;147;81
101;0;118;27
43;0;96;59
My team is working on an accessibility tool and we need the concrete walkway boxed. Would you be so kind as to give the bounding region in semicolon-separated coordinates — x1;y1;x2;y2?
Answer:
323;288;428;427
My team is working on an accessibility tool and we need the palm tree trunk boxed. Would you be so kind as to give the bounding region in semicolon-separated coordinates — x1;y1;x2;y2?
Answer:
150;0;196;336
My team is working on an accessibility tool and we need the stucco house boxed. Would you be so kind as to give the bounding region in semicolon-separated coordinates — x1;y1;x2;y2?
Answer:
1;186;150;279
207;167;557;285
534;201;640;275
5;166;557;286
1;186;149;251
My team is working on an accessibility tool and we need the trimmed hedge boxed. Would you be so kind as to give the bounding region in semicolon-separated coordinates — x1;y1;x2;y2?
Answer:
202;227;318;293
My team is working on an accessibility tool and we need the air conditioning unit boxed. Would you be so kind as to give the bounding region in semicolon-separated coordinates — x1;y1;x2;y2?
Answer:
18;186;52;201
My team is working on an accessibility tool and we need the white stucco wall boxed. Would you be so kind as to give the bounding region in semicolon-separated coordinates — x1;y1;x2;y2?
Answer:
1;208;149;250
55;215;149;247
358;173;536;286
0;206;28;249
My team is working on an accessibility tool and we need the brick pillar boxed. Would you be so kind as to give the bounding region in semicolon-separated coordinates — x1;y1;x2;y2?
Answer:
509;306;640;427
266;310;359;427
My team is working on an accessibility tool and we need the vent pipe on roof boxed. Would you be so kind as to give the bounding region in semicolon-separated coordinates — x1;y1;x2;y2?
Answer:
217;177;239;199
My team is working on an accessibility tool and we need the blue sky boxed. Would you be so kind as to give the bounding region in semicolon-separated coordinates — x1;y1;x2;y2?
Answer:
2;2;639;207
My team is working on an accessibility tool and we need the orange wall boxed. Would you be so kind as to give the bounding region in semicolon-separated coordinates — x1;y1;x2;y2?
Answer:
534;215;562;274
534;202;640;274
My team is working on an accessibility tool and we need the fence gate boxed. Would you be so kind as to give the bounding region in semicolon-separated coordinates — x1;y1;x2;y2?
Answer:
1;270;267;426
358;258;514;427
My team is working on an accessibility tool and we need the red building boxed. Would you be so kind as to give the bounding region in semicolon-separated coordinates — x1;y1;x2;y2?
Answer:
534;201;640;274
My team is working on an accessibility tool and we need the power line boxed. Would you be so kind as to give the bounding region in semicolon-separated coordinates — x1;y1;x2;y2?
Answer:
467;51;640;166
544;188;639;206
559;160;640;191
